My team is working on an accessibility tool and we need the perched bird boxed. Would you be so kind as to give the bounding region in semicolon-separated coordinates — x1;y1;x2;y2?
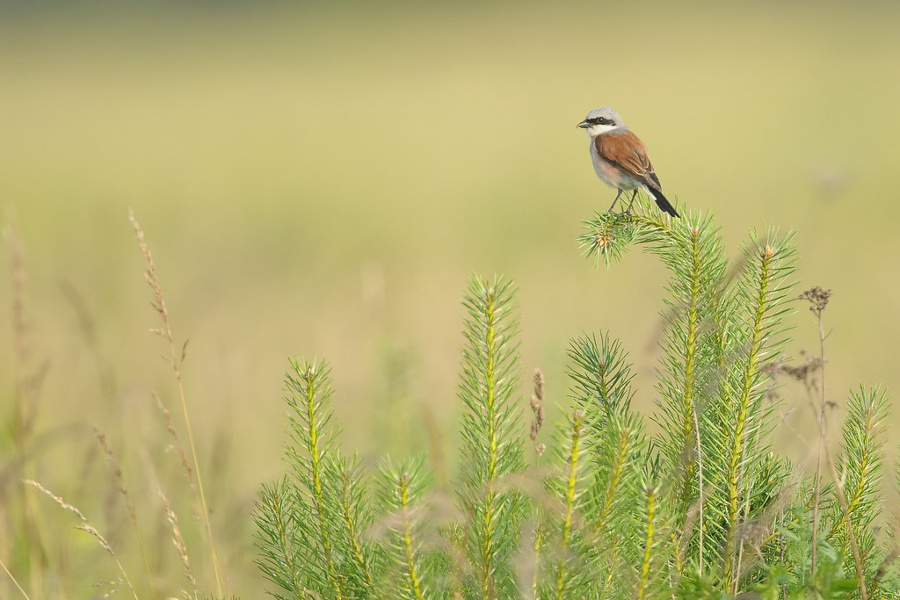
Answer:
577;107;680;218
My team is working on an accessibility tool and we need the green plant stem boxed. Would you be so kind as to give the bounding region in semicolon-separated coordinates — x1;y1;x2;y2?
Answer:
338;466;375;592
398;474;425;600
825;451;868;599
554;410;583;599
594;425;629;536
724;245;772;589
301;368;344;599
682;226;704;572
636;484;658;600
476;285;501;599
531;518;543;600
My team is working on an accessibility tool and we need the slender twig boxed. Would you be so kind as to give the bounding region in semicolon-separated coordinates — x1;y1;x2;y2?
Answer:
811;319;826;576
798;287;867;598
799;287;831;581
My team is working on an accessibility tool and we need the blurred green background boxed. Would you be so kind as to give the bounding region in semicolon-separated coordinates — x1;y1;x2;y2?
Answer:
2;1;900;596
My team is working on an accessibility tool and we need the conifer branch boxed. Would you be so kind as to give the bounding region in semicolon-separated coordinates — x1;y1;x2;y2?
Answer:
458;276;526;599
284;358;347;598
635;481;661;600
335;456;377;595
829;386;888;598
254;478;303;597
552;409;584;600
377;459;427;600
721;231;795;588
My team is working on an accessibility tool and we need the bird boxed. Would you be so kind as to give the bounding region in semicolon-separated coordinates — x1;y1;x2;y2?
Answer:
577;107;680;218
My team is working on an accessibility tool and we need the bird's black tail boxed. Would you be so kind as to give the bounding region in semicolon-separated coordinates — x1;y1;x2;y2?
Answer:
648;188;680;218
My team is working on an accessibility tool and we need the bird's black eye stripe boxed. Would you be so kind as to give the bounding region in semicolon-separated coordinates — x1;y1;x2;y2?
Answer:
587;116;615;126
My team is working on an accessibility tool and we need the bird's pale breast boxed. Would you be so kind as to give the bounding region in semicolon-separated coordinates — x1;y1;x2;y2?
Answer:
589;140;640;190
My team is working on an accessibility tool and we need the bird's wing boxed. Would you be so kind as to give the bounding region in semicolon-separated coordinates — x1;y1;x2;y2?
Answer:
595;132;662;191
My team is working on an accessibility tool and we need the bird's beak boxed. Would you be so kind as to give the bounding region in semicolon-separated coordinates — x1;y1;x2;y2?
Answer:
576;120;590;129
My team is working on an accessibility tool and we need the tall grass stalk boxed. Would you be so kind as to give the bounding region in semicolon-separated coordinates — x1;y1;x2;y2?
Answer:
25;480;139;600
94;429;156;597
6;224;48;599
129;210;224;597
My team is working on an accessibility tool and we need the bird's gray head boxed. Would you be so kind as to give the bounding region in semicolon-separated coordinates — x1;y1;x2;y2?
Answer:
577;107;627;137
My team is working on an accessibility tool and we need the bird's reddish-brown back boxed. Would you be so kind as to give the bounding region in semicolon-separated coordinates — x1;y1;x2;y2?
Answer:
594;131;660;190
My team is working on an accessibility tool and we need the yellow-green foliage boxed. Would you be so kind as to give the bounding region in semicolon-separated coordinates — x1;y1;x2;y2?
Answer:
2;3;900;597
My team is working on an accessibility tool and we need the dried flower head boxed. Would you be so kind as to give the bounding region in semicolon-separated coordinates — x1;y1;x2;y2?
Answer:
782;355;825;384
799;286;832;315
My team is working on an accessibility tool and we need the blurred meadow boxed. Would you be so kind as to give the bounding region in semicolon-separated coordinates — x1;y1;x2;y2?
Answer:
2;0;900;596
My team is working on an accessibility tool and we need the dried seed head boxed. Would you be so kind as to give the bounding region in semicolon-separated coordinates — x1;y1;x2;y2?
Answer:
529;368;546;442
533;369;544;401
782;356;825;383
799;286;833;315
761;361;782;379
